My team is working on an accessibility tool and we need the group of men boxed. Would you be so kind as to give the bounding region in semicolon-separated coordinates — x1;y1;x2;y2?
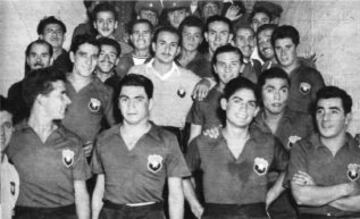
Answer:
1;1;360;219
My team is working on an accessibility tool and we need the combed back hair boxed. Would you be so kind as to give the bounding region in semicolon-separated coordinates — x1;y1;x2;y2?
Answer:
97;37;121;58
314;86;353;115
129;19;153;34
223;77;259;105
70;34;99;53
249;6;272;22
256;23;277;36
92;2;118;21
258;67;291;90
271;25;300;47
212;44;243;66
205;15;233;34
22;67;66;108
37;16;67;35
152;25;181;45
25;39;53;57
118;74;154;99
178;16;204;34
0;95;13;114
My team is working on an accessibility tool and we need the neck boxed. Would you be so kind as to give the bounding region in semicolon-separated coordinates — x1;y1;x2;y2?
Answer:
133;48;151;58
53;47;63;60
152;59;173;75
263;109;284;124
223;122;250;139
28;108;56;140
95;69;113;82
320;132;347;156
243;57;251;63
181;48;197;58
121;120;151;135
217;82;226;92
68;70;93;91
282;60;300;74
208;49;214;61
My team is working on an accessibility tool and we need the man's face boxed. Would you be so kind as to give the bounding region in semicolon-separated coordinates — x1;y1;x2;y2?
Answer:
181;26;203;52
119;86;151;125
26;43;52;71
152;31;179;64
235;28;255;59
40;23;65;49
257;28;275;61
40;80;71;120
0;111;13;150
97;44;119;74
71;43;99;77
251;12;270;32
130;22;152;51
139;9;158;26
94;11;118;37
167;8;189;29
274;38;297;69
262;78;289;115
221;88;259;128
213;51;242;85
316;98;350;139
201;2;221;20
205;21;232;53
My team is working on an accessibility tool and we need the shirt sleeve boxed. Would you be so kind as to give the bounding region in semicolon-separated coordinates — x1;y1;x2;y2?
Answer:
90;141;105;175
309;69;325;102
185;138;202;173
189;100;204;125
283;140;307;188
72;142;92;180
165;133;191;178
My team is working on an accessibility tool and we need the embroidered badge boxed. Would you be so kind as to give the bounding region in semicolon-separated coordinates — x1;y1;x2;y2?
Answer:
88;98;101;113
62;149;75;168
347;163;360;182
299;82;311;95
287;135;302;149
10;181;15;196
177;87;186;98
149;2;153;7
253;157;269;176
147;154;163;173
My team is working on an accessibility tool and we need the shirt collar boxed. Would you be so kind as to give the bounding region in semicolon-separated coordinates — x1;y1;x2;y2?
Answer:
146;58;180;80
311;132;356;150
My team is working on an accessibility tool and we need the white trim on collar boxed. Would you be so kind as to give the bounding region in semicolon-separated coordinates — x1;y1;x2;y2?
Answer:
146;59;180;80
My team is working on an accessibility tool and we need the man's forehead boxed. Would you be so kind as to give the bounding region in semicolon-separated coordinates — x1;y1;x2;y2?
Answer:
120;86;147;95
100;44;117;52
157;31;179;42
317;98;343;108
275;38;294;45
217;51;241;61
208;21;230;31
45;23;62;30
77;43;99;53
236;28;254;36
264;78;289;87
30;43;50;53
231;88;256;100
183;25;202;34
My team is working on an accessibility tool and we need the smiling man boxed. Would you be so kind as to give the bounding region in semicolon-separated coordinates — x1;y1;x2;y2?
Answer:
286;86;360;218
272;25;325;113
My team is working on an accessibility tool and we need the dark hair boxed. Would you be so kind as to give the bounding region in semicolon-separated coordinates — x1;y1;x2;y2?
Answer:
0;96;13;114
92;2;118;21
70;34;99;53
314;86;352;115
271;25;300;47
118;74;154;99
22;67;66;109
178;16;204;35
37;16;67;35
256;23;277;37
223;77;259;105
152;25;181;45
249;6;272;22
25;39;53;75
129;19;153;34
97;37;121;58
205;15;233;34
212;44;243;66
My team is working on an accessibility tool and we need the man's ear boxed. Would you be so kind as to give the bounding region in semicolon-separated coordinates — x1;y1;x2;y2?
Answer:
39;34;44;40
176;46;181;56
114;21;118;30
253;105;260;117
345;112;352;127
220;98;227;111
115;57;120;66
152;42;156;53
149;98;154;111
70;51;75;63
204;32;209;43
228;33;234;43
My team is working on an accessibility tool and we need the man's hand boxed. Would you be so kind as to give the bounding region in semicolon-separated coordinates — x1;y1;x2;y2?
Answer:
83;141;93;158
192;79;210;101
190;202;204;219
292;171;316;186
203;126;221;138
225;4;243;21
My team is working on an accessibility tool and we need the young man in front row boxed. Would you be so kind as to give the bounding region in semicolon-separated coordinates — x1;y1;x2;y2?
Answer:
6;67;91;219
286;86;360;218
91;74;191;219
184;77;289;218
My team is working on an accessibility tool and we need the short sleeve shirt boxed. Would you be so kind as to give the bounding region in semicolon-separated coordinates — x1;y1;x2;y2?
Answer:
186;128;288;205
91;124;191;204
288;64;325;113
62;76;115;143
285;133;360;216
189;87;223;130
181;52;213;78
252;107;314;150
128;59;200;128
6;122;91;207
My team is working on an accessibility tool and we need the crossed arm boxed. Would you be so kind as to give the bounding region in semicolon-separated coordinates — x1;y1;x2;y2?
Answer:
74;180;91;219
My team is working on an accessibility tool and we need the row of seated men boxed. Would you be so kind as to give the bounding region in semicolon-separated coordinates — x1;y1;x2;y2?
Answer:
2;1;360;219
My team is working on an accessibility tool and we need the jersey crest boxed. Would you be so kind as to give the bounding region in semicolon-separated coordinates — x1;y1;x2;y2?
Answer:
287;135;302;148
147;154;163;173
347;163;360;182
88;98;101;112
62;149;75;168
253;157;269;176
177;87;186;98
299;82;311;95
